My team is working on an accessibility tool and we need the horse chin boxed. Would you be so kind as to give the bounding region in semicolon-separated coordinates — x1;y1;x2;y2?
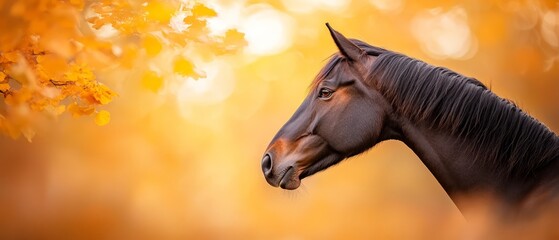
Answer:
278;152;343;190
279;166;301;190
299;152;344;181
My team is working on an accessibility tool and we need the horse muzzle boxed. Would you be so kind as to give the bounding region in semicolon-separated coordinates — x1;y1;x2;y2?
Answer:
261;135;334;190
261;153;301;189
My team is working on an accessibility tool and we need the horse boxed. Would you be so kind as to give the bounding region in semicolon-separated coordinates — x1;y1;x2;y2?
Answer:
261;23;559;212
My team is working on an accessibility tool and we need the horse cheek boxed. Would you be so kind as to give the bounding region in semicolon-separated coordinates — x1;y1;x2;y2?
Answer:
323;102;382;155
345;103;384;154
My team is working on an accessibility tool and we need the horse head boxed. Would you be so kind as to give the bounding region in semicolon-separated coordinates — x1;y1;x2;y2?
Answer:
261;24;394;189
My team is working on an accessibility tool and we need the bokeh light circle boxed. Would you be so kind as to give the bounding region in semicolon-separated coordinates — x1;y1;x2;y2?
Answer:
239;5;295;56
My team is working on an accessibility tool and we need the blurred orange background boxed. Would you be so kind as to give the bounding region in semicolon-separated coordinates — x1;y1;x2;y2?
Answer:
1;0;559;239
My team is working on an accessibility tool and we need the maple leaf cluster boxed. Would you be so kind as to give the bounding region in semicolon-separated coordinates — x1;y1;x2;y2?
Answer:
0;0;247;141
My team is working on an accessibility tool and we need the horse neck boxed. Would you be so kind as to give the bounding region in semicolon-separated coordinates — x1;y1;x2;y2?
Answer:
392;113;559;206
394;117;477;196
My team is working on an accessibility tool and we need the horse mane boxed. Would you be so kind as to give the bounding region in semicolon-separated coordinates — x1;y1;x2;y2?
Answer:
315;39;559;180
363;47;559;180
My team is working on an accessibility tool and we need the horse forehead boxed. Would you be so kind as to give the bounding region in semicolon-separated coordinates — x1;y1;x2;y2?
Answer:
322;62;356;83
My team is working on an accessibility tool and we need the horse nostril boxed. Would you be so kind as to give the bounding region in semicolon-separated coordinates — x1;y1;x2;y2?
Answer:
262;154;272;176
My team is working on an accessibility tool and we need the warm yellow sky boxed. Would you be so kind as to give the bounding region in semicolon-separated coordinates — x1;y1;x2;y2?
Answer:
1;0;558;239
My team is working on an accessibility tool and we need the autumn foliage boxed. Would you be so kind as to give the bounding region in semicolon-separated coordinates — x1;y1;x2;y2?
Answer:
0;0;246;141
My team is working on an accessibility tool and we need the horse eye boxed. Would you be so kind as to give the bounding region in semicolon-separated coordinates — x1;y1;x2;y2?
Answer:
318;88;334;99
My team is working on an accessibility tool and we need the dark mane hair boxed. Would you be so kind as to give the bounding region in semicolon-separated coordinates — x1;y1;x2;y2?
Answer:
316;39;559;180
367;50;559;180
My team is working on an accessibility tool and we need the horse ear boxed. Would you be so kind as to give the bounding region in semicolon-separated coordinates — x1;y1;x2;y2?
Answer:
325;23;365;61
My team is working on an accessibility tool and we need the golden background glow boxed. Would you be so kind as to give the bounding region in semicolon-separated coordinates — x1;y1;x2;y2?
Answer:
1;0;559;239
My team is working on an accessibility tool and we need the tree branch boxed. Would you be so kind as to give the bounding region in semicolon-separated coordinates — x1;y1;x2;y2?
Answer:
50;79;73;86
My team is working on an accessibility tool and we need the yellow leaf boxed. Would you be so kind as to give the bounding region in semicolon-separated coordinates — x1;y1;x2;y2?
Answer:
80;92;97;105
174;56;194;75
146;2;174;22
0;51;20;63
94;110;110;126
67;102;79;117
224;29;247;47
183;16;207;36
0;83;9;92
92;83;116;105
191;4;217;18
143;34;162;57
5;87;32;105
37;54;69;80
64;63;95;83
217;29;248;53
141;70;163;92
68;102;95;117
0;71;6;82
46;105;66;116
55;105;66;115
173;56;204;79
